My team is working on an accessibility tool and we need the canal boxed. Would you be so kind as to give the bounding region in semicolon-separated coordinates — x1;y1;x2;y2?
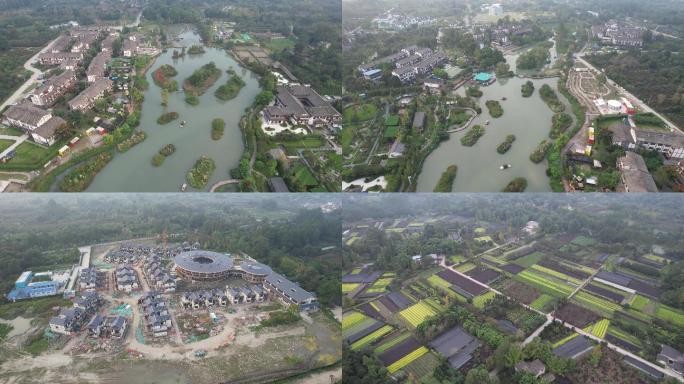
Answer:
86;30;261;191
416;46;572;192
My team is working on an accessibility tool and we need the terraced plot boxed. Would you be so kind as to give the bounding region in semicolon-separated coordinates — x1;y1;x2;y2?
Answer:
351;325;393;350
531;264;582;284
387;346;429;373
473;291;496;309
530;294;553;311
516;270;575;297
399;301;438;328
573;291;622;316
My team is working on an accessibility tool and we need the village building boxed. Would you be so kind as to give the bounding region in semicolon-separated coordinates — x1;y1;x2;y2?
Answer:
38;52;83;66
49;307;84;335
657;345;684;374
428;326;481;369
264;271;318;311
268;177;290;192
68;78;113;111
524;221;540;235
515;359;546;378
139;292;171;338
115;265;139;292
86;51;111;82
592;21;644;47
78;267;99;290
73;292;102;313
1;102;66;146
29;70;78;106
263;85;341;127
49;35;73;53
87;314;128;338
412;111;426;133
616;151;658;192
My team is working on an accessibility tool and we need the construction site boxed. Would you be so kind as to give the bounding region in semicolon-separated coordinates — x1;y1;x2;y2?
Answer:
0;234;341;384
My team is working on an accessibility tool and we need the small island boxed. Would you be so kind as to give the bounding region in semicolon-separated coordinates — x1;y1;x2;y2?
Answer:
503;177;528;192
185;94;199;106
530;140;552;163
186;156;216;189
466;86;483;98
485;100;503;118
521;81;535;97
211;118;225;140
539;84;565;113
433;165;458;192
183;62;222;96
496;134;516;154
152;64;178;91
460;124;485;147
151;144;176;167
187;45;206;55
215;72;245;101
157;111;179;125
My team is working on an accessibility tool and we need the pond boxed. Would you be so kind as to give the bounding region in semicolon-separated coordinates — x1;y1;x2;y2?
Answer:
416;49;572;192
85;29;261;191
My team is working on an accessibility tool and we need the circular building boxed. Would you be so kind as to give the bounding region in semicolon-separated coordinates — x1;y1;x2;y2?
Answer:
236;261;273;283
175;250;234;281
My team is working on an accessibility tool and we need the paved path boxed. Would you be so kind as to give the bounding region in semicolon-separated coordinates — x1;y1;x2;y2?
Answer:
209;179;241;192
523;317;552;346
438;259;684;382
0;134;28;159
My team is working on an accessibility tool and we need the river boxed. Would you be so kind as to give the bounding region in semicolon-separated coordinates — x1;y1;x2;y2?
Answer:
85;30;261;192
416;44;571;192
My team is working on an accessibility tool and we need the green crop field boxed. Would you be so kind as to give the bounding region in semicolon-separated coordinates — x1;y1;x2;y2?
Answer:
399;302;437;328
473;291;496;309
571;236;596;246
387;346;429;373
655;304;684;327
530;294;553;311
351;325;393;350
516;270;574;297
574;291;622;315
342;283;360;293
343;311;369;331
375;332;411;354
531;264;583;284
402;351;440;379
607;326;642;346
630;295;649;311
587;319;610;339
366;277;394;293
552;333;579;348
427;274;451;291
513;251;545;267
456;263;476;272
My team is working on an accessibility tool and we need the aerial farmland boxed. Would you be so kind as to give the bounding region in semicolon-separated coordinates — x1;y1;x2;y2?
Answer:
342;194;684;384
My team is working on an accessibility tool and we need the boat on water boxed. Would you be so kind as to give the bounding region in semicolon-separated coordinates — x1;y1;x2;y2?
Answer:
485;120;490;125
181;183;188;192
501;97;507;101
500;164;512;170
180;120;187;127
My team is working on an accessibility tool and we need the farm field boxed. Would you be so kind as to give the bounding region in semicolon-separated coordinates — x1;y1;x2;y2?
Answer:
531;264;583;284
584;319;610;339
573;291;622;316
473;291;496;309
401;351;440;379
399;301;438;328
387;346;429;373
366;277;394;294
351;325;393;350
342;283;360;293
655;304;684;327
513;251;545;267
455;263;476;272
427;274;452;292
530;294;553;311
342;311;369;331
375;333;411;354
553;332;579;348
630;295;650;311
571;236;596;246
516;270;575;297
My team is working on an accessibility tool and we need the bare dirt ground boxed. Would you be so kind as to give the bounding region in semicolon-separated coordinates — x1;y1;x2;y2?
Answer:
292;366;342;384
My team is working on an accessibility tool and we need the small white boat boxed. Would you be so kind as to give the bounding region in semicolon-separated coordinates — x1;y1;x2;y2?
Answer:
500;164;512;170
181;183;187;192
180;120;186;127
485;120;490;125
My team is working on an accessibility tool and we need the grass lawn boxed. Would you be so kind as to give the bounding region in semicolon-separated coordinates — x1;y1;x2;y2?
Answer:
2;141;53;168
384;125;400;138
262;38;295;53
343;103;378;122
0;126;24;136
280;137;325;150
293;164;318;186
341;124;360;152
0;139;14;153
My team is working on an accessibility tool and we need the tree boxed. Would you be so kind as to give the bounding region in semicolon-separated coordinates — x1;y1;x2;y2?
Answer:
465;366;498;384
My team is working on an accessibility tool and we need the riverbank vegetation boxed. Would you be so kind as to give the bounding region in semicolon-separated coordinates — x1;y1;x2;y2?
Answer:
461;125;485;147
214;72;245;101
186;156;215;189
211;118;225;140
530;140;552;163
183;62;221;96
185;94;199;105
539;84;565;113
550;113;572;139
151;144;176;167
497;135;516;154
157;111;179;124
58;152;113;192
187;45;205;55
433;165;458;192
466;86;483;98
521;81;535;97
485;100;504;118
152;64;178;91
116;131;146;152
503;177;528;192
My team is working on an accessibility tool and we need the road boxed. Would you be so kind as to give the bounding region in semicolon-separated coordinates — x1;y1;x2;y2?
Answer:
437;258;684;382
208;179;240;192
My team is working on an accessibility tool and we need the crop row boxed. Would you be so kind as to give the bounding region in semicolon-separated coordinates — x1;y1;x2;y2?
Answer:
473;291;497;309
552;333;579;348
574;291;622;314
342;311;369;331
530;294;554;311
366;278;394;293
531;264;582;284
375;333;411;355
342;283;360;293
387;347;429;373
588;319;610;339
655;304;684;328
399;302;437;328
351;325;393;351
517;270;574;297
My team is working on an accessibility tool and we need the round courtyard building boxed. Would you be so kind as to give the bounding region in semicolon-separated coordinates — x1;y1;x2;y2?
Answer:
174;250;234;281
